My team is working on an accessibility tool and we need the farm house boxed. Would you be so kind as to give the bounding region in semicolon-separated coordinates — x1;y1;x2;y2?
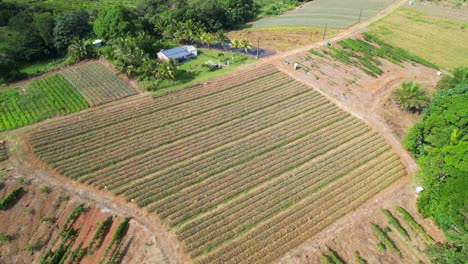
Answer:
157;46;198;63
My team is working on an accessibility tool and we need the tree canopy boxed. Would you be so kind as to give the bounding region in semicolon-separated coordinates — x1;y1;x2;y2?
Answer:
53;10;90;53
404;67;468;264
93;6;137;40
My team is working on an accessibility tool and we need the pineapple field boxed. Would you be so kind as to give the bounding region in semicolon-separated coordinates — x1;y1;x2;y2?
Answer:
29;64;406;263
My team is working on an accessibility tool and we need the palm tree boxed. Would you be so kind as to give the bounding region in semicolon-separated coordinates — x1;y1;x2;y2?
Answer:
392;81;429;112
67;37;92;62
199;32;215;49
216;30;229;48
156;60;176;80
230;39;241;51
239;38;252;54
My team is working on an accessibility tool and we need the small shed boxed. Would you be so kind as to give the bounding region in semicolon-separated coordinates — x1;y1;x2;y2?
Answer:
93;39;104;47
157;46;197;63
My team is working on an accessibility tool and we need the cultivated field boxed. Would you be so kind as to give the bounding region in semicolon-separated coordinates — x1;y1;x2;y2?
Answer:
284;33;440;139
0;141;7;161
0;167;161;264
0;74;88;132
29;64;406;263
228;26;341;52
368;8;468;70
407;2;468;22
251;0;398;28
62;62;137;106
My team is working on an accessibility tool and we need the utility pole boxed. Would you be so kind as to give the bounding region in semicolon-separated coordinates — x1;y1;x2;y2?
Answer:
358;8;363;23
256;39;260;59
322;24;328;40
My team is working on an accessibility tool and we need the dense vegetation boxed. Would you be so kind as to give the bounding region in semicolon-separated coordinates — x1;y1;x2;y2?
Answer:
404;67;467;263
0;0;269;85
0;74;88;132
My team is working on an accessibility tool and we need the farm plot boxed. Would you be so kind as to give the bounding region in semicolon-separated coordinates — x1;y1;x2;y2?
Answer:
368;8;468;70
62;62;137;106
251;0;398;28
30;64;406;263
0;141;7;161
0;74;88;132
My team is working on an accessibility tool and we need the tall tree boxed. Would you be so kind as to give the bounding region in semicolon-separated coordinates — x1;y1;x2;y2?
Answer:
93;6;137;40
33;12;55;49
392;81;429;112
53;10;90;53
240;38;252;53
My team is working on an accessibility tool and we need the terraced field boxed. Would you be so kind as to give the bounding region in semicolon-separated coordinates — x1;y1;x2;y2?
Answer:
62;62;137;106
30;64;406;263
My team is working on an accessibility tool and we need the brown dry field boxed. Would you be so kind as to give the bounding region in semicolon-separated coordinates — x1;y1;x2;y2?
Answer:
228;27;342;53
0;158;169;264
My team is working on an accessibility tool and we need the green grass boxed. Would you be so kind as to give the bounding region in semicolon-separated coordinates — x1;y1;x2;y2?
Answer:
0;74;89;132
19;58;61;75
251;0;398;28
368;8;468;70
152;49;255;97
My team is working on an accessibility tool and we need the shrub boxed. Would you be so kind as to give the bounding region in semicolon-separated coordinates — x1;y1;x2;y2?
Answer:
0;187;23;210
370;223;401;257
396;207;433;242
381;208;411;240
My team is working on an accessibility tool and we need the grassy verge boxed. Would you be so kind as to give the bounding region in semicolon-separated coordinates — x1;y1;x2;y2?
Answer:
152;49;255;97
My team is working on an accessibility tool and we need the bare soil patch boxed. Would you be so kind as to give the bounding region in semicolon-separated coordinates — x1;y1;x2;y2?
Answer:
228;27;341;53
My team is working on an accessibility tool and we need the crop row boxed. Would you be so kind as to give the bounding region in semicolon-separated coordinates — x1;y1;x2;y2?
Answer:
62;62;137;106
128;108;350;207
0;142;8;162
30;65;279;143
88;93;329;188
0;74;88;132
196;160;404;264
154;117;371;227
115;100;343;198
178;134;388;239
34;72;292;161
49;82;312;179
180;139;394;256
183;142;393;257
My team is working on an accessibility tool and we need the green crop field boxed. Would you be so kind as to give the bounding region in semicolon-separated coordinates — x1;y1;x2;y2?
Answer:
0;74;88;132
368;8;468;70
30;64;405;264
251;0;398;28
62;62;137;107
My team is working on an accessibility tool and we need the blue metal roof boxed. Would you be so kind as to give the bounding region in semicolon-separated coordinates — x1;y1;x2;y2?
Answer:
161;47;191;59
